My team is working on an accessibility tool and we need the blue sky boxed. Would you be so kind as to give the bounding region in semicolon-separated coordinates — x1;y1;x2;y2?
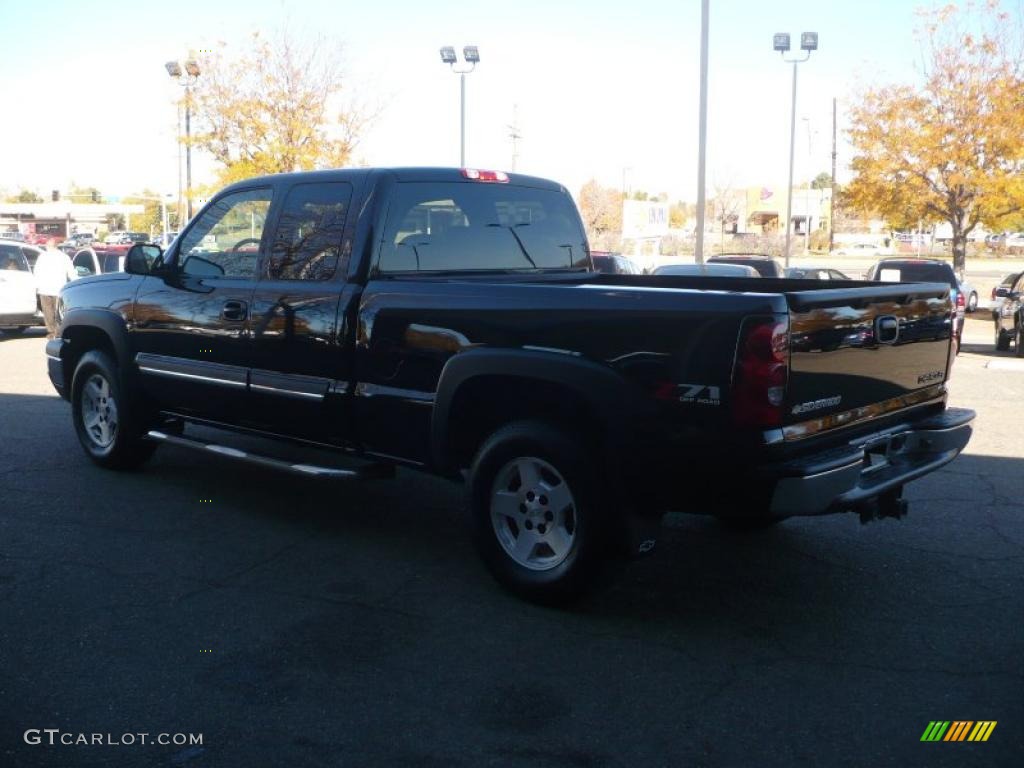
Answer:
0;0;942;202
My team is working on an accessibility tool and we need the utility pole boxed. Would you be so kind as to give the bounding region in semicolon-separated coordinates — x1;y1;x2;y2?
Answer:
830;96;837;254
508;104;521;171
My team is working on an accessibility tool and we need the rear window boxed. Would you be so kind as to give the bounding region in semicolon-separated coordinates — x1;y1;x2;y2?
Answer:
872;261;956;288
378;182;588;273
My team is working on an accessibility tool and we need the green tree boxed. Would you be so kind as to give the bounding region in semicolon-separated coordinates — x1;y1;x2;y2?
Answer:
6;189;44;203
810;172;832;190
190;29;376;186
844;2;1024;270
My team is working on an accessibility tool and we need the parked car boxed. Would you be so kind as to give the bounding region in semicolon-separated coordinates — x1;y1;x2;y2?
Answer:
653;263;760;277
59;233;96;256
991;272;1023;321
591;251;641;274
985;232;1006;249
0;241;41;334
993;271;1024;355
47;167;974;603
865;258;963;352
2;241;44;270
71;247;126;277
706;254;784;277
957;277;978;313
1004;233;1024;254
784;267;850;280
834;242;887;257
102;231;148;246
1;231;27;242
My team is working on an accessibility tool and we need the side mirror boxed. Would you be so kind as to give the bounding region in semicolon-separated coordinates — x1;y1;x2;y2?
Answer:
125;243;161;275
994;287;1008;298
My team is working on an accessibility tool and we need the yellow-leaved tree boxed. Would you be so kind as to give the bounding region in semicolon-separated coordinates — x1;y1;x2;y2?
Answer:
845;1;1024;271
190;29;376;187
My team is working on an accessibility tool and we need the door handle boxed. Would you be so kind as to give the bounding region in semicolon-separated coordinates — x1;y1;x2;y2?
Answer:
221;300;248;321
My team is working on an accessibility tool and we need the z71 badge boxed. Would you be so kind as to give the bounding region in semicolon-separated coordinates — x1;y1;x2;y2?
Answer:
917;370;943;385
676;383;721;406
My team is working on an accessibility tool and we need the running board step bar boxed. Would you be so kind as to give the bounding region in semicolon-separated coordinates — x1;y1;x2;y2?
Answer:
145;430;394;479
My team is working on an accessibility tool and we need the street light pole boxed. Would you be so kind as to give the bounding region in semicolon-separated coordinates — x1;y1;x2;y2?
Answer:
460;72;466;166
773;32;817;268
165;59;201;223
440;46;479;166
694;0;710;265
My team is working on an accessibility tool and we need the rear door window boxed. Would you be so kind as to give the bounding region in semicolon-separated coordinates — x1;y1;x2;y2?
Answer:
378;182;588;273
266;182;352;281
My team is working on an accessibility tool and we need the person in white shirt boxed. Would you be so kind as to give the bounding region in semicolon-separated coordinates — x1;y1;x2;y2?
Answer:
34;238;77;339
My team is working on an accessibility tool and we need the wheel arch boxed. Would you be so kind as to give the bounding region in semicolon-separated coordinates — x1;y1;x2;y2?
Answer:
431;348;639;475
60;310;132;393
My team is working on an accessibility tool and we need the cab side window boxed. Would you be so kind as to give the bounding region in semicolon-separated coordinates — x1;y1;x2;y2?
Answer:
178;188;272;279
266;182;351;281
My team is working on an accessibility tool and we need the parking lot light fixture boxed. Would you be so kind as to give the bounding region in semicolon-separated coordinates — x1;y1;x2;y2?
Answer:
774;31;817;268
440;45;480;166
165;58;201;222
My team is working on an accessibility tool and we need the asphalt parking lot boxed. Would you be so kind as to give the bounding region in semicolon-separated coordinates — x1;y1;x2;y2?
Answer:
1;315;1021;768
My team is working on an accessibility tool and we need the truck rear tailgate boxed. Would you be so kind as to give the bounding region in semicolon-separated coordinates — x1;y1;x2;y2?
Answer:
784;281;953;434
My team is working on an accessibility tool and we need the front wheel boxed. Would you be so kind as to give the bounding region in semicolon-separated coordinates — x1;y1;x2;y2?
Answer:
468;421;609;604
995;325;1010;351
71;350;157;470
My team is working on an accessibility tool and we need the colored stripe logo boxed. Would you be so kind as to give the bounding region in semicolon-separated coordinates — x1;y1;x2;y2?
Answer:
921;721;996;742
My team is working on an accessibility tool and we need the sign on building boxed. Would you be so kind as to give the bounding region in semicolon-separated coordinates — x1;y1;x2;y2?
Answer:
621;200;669;240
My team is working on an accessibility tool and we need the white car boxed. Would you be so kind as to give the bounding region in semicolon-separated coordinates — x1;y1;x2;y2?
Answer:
1004;233;1024;254
834;242;887;257
0;240;41;334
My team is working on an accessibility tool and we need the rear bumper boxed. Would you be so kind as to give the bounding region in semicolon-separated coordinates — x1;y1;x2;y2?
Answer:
766;407;974;516
46;338;68;399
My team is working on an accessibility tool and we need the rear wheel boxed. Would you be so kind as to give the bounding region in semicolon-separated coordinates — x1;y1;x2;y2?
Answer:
468;421;609;604
71;350;157;469
967;292;978;312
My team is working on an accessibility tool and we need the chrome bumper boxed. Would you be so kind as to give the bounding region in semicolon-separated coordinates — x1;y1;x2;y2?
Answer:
768;407;975;516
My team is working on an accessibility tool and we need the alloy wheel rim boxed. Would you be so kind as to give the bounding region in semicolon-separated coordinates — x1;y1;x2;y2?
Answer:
81;373;118;449
490;456;578;571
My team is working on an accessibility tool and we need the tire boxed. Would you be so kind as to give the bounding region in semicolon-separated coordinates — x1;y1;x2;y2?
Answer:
467;421;609;605
967;292;978;313
71;350;157;470
1016;325;1024;358
995;325;1010;351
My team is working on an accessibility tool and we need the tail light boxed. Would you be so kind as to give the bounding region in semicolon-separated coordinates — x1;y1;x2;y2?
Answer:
461;168;510;182
732;317;789;428
956;290;965;311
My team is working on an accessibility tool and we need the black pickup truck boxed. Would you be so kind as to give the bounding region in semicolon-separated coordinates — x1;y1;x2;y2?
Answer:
46;167;974;602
